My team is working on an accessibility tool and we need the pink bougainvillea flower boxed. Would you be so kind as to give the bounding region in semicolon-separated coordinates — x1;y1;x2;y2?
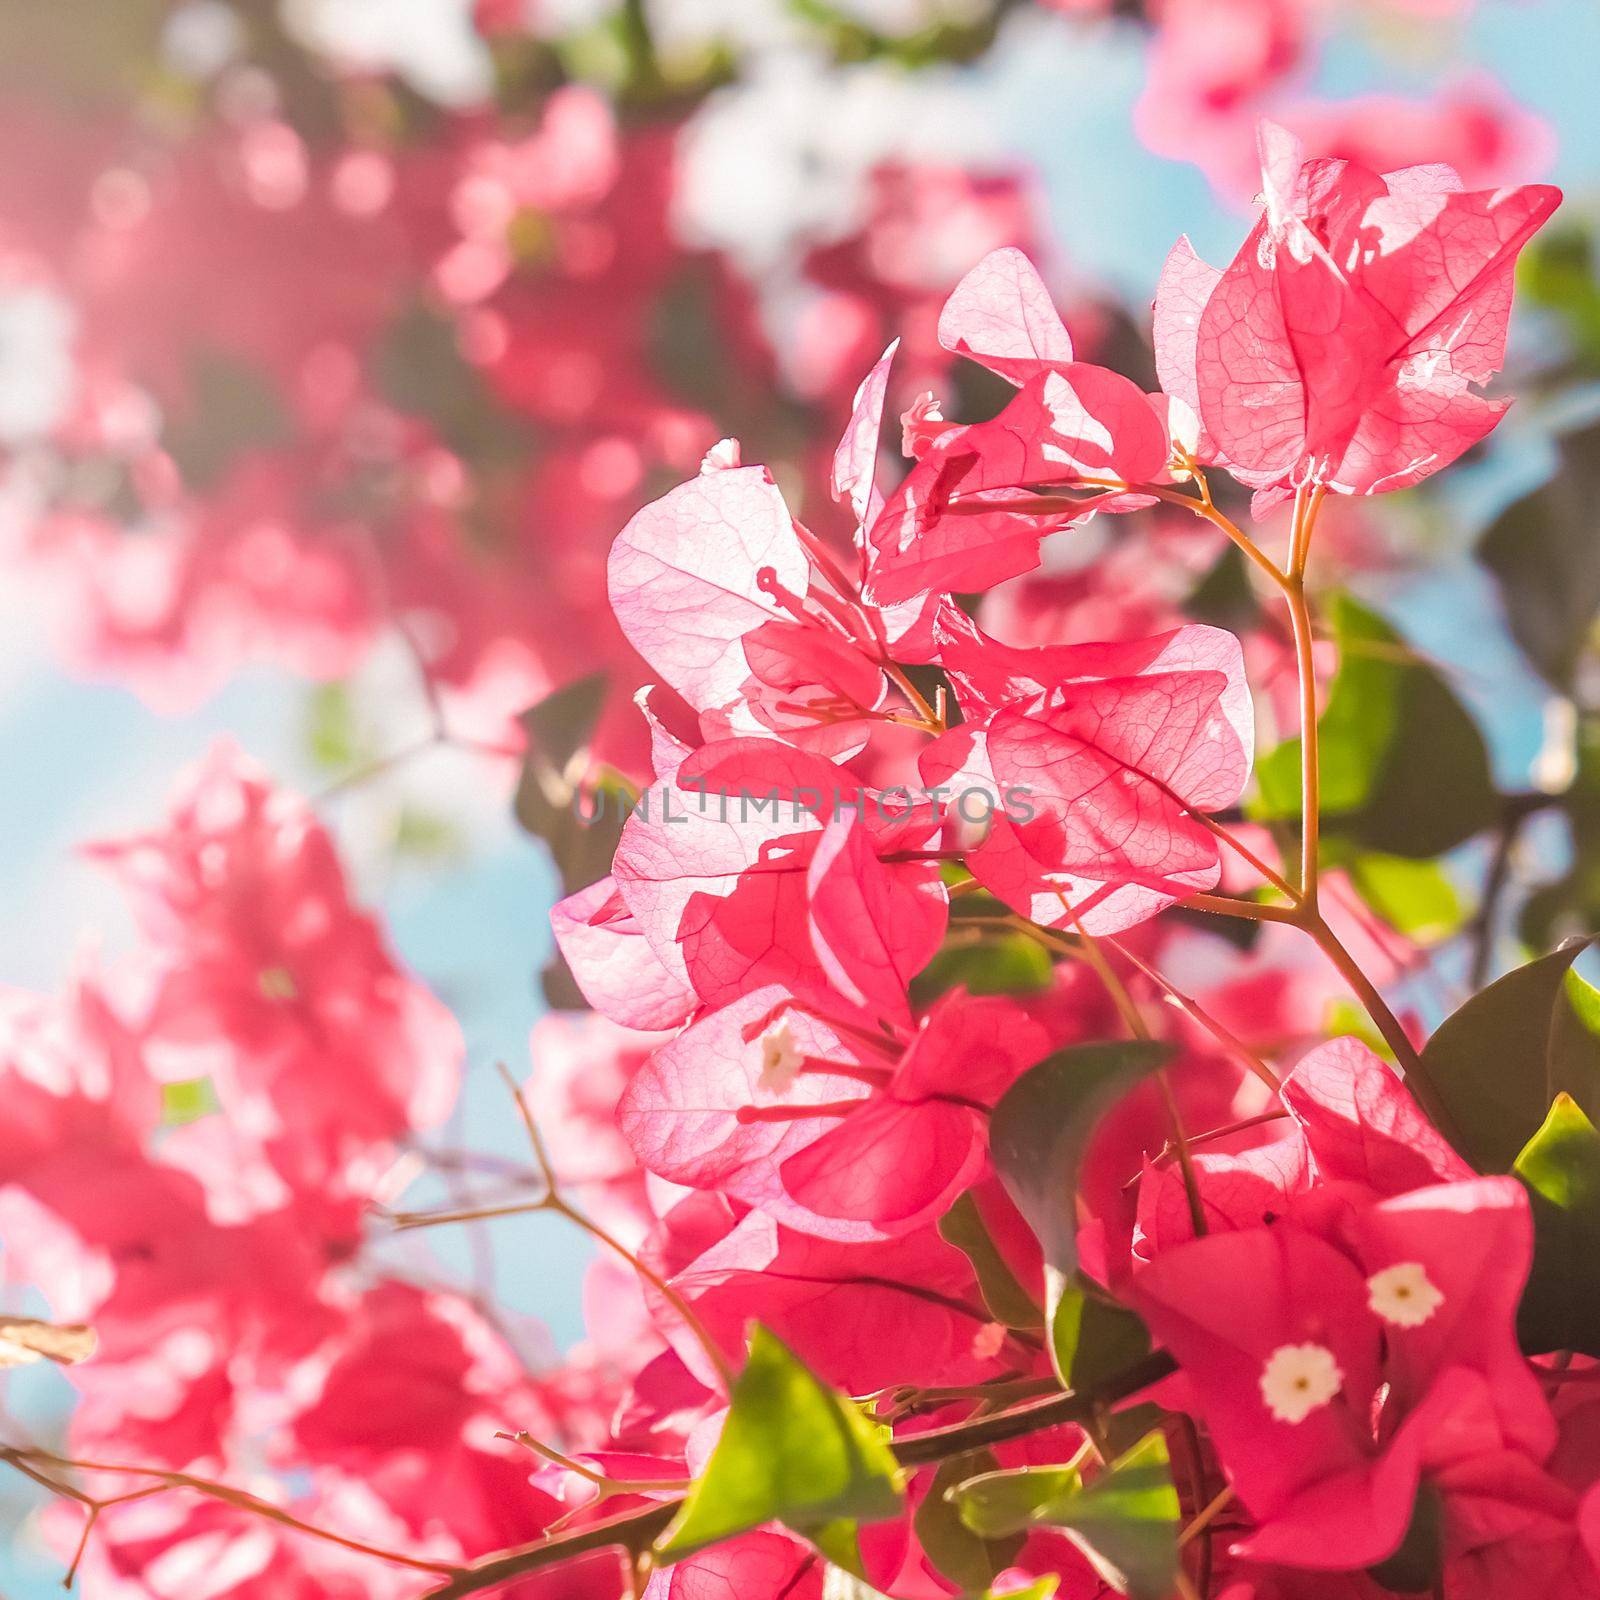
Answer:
1133;1035;1470;1262
935;246;1076;386
1280;1036;1472;1196
833;338;899;533
922;622;1253;934
548;875;696;1032
1344;1176;1553;1461
608;460;899;756
865;360;1171;605
1281;77;1556;198
641;1530;822;1600
0;980;345;1469
84;742;462;1202
773;989;1052;1234
664;1205;1004;1393
619;982;1041;1241
616;984;884;1239
1130;1227;1551;1576
1135;0;1316;197
1132;1222;1403;1560
1155;121;1561;505
610;740;945;1015
608;465;814;716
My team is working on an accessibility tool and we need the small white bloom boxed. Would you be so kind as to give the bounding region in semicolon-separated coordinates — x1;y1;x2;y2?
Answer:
756;1019;804;1094
1367;1262;1444;1330
1259;1342;1343;1424
699;437;742;474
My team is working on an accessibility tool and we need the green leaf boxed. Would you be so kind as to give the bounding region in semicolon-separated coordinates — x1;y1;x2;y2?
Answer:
951;1463;1083;1540
913;1454;1025;1590
658;1326;902;1560
514;677;636;905
1422;939;1600;1171
303;682;361;772
519;672;611;778
952;1432;1180;1600
1050;1431;1181;1600
1254;595;1497;858
936;1192;1045;1331
1514;1093;1600;1356
1366;1483;1443;1594
988;1042;1173;1329
1478;416;1600;692
160;1077;217;1127
1349;853;1465;943
1050;1281;1152;1393
912;932;1055;1006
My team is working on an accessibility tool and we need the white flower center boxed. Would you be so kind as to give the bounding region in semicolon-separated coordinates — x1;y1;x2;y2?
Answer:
1366;1262;1444;1329
756;1020;803;1094
1260;1343;1343;1424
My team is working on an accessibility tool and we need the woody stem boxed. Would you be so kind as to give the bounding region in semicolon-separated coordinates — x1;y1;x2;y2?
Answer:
421;1352;1177;1599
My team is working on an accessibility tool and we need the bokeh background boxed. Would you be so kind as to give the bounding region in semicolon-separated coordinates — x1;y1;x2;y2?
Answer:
2;0;1598;1590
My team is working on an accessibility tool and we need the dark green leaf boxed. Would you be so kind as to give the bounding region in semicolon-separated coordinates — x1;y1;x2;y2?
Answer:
951;1463;1083;1541
658;1326;902;1560
1050;1281;1151;1393
1366;1484;1443;1594
936;1193;1044;1331
912;933;1055;1006
989;1041;1174;1283
914;1454;1024;1590
1478;418;1600;692
952;1432;1180;1600
1254;595;1497;858
1422;938;1600;1171
519;672;611;777
1515;1093;1600;1356
1049;1431;1180;1600
514;674;633;900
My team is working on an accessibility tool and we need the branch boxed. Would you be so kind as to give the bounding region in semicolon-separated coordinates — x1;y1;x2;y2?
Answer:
423;1352;1176;1599
0;1444;465;1582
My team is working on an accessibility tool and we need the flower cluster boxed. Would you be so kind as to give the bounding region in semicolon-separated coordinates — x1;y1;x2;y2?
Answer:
0;4;1052;776
516;125;1579;1600
0;23;1590;1600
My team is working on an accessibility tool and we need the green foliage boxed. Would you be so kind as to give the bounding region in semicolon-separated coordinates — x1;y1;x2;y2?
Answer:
913;1454;1025;1591
1478;420;1600;693
304;682;363;772
1521;226;1600;373
1347;853;1466;943
936;1193;1045;1331
952;1462;1084;1539
1515;1093;1600;1356
658;1326;902;1562
1422;940;1600;1172
1050;1281;1152;1394
989;1041;1174;1277
950;1431;1180;1600
160;1077;217;1127
1520;712;1600;952
514;673;635;903
1367;1485;1444;1594
1254;594;1497;858
912;931;1055;1006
